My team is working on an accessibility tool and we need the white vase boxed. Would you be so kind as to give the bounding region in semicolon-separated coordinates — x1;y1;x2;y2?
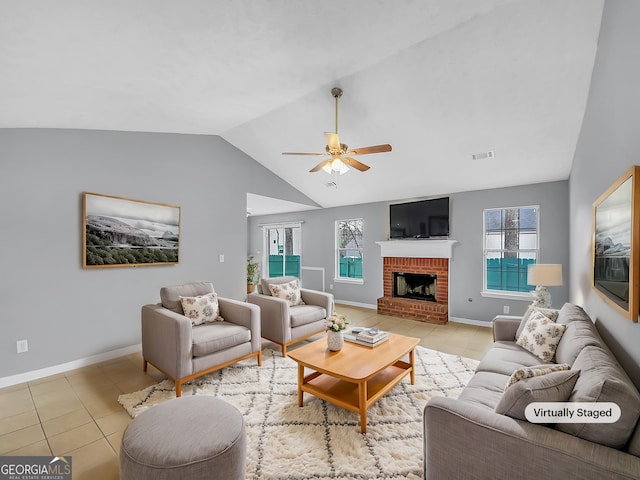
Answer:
327;330;344;351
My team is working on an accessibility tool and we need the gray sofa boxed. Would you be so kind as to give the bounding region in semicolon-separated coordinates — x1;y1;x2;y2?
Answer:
424;303;640;480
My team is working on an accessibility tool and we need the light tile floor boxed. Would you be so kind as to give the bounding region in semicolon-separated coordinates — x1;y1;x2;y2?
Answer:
0;304;494;479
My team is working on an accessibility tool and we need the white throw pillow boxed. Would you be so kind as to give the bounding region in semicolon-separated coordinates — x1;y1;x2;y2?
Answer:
505;363;571;389
516;306;559;339
268;279;305;306
516;311;566;362
179;292;223;325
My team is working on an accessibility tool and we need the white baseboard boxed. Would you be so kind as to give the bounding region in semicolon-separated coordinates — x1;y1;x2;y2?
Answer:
334;300;378;310
448;316;492;328
0;344;142;389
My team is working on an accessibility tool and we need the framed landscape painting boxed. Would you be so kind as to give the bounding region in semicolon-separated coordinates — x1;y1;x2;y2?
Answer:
82;192;180;268
592;166;640;321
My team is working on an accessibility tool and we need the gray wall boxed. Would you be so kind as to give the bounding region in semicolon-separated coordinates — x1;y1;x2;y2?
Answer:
569;0;640;387
451;182;569;321
248;180;570;323
0;129;313;379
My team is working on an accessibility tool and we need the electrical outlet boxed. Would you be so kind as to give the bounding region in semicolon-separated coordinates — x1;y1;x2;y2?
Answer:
16;339;28;353
503;306;510;314
219;254;225;263
329;284;333;290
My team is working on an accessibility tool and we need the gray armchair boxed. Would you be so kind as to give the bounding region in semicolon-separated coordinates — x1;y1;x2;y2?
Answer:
247;276;333;356
141;282;261;396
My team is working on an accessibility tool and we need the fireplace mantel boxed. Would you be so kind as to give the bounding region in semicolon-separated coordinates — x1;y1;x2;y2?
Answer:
376;239;457;259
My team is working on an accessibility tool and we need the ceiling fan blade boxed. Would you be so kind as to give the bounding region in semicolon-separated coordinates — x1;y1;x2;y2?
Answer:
309;159;331;173
346;144;392;155
325;132;341;153
282;152;326;156
342;156;370;172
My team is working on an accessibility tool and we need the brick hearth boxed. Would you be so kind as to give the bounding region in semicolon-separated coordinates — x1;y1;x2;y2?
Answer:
377;257;449;324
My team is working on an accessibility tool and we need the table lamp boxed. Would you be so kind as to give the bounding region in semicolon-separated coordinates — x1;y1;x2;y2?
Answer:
527;264;563;308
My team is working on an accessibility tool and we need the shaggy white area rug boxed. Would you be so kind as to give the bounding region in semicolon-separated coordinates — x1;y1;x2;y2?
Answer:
118;346;478;480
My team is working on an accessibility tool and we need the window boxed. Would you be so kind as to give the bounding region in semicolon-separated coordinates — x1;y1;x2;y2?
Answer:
261;222;302;278
336;219;364;282
483;206;539;297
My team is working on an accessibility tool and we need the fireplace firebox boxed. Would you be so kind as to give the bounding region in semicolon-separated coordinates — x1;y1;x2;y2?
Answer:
393;272;437;302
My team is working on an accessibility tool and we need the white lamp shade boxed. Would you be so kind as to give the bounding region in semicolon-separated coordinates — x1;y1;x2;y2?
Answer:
528;264;563;286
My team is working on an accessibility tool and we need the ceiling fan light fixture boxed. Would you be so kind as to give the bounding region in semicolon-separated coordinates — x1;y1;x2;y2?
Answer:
322;158;349;175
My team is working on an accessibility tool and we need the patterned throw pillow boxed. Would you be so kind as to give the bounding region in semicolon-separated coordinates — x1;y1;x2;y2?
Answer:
515;305;559;339
179;293;223;325
505;363;571;388
516;311;566;362
268;279;305;306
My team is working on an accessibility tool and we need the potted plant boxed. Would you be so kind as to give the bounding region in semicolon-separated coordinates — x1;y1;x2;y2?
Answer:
247;256;260;294
325;313;348;351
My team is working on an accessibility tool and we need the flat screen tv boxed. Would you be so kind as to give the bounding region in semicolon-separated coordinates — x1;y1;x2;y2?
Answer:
389;197;449;239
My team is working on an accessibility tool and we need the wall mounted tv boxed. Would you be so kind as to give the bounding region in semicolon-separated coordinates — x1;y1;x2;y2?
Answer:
389;197;449;239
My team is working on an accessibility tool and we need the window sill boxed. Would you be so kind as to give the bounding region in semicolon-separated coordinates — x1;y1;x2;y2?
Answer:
334;278;364;285
480;291;533;301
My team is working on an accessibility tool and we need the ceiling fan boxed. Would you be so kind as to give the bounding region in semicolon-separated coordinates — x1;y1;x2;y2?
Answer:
282;87;392;174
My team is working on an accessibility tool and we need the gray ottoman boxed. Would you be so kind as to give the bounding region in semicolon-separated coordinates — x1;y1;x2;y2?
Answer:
120;396;246;480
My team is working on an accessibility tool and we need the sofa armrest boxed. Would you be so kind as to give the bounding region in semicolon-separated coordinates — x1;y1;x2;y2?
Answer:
424;396;640;480
300;289;334;316
492;315;522;341
141;304;193;379
218;297;261;352
247;293;291;344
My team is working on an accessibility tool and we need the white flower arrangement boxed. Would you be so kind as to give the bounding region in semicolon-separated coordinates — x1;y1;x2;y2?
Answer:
326;313;348;332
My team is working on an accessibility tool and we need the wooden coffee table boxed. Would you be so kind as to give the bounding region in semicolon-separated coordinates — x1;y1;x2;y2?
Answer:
287;333;420;433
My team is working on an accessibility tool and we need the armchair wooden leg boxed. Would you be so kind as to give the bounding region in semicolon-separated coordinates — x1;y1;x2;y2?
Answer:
281;344;287;357
176;381;183;398
258;350;263;366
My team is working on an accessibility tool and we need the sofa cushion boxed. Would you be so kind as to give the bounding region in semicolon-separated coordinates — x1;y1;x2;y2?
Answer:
290;305;327;328
268;279;305;306
476;342;543;376
191;322;251;357
554;314;604;366
516;305;559;339
628;423;640;457
457;372;510;410
505;363;571;388
555;302;592;325
495;370;579;421
556;346;640;449
179;292;223;325
516;311;566;362
160;282;215;314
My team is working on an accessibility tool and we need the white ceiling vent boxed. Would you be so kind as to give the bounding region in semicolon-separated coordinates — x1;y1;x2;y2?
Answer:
471;150;495;161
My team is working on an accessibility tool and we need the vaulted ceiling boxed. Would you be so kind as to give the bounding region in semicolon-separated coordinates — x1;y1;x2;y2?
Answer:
1;0;604;213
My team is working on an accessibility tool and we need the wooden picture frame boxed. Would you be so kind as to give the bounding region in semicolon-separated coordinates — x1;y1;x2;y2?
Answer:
592;166;640;321
82;192;180;268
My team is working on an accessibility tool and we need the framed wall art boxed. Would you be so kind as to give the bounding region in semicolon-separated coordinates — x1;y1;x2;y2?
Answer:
592;166;640;321
82;192;180;268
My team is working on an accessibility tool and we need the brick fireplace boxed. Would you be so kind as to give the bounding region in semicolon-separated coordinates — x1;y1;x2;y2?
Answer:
376;240;456;324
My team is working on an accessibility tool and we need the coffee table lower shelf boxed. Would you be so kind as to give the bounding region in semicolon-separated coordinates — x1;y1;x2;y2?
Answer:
298;360;413;433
